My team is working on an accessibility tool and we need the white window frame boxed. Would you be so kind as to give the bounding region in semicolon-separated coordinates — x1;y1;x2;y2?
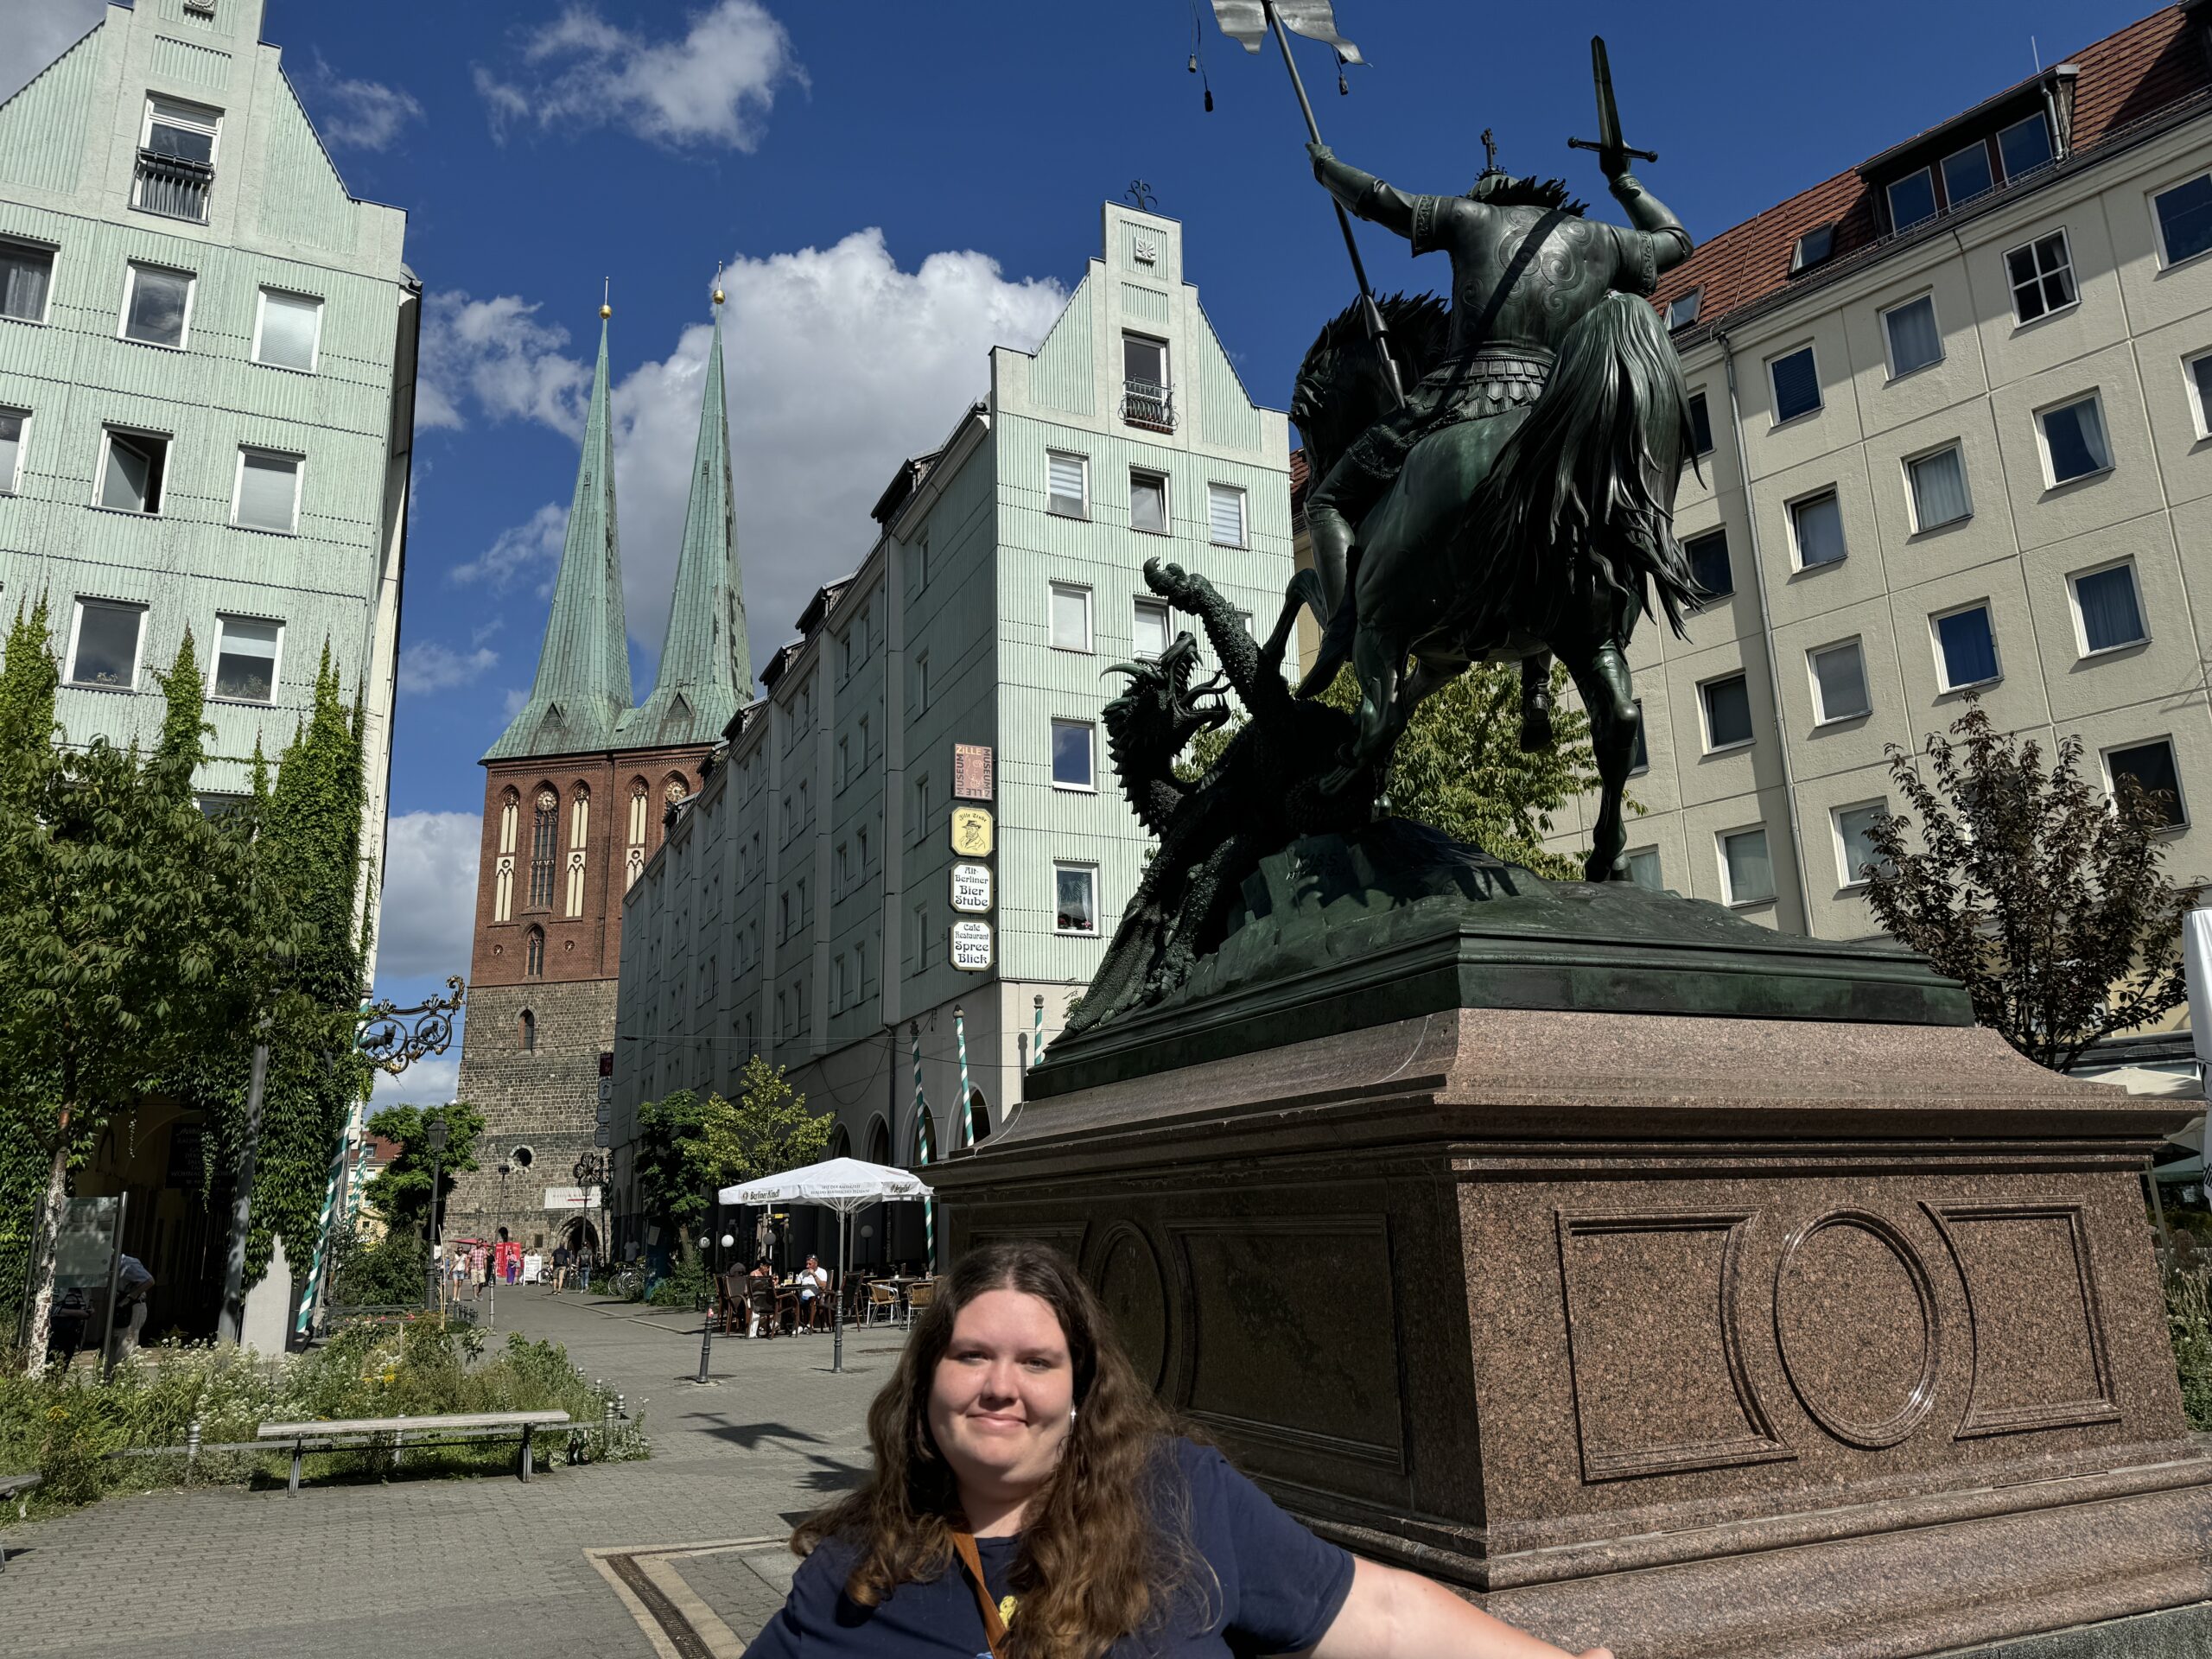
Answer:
1997;112;2055;181
2033;391;2113;489
1046;449;1090;520
1785;486;1847;570
2100;736;2190;832
141;95;222;168
1831;799;1890;892
1048;581;1094;653
1132;596;1173;660
208;611;283;704
1903;441;1972;533
2066;557;2150;658
1885;167;1937;233
2004;228;2077;327
1049;716;1096;793
0;405;27;493
0;237;56;326
1052;861;1101;936
66;596;147;691
1767;343;1822;427
231;445;303;534
1128;467;1170;536
2149;170;2212;270
1715;823;1777;908
1697;671;1755;754
1808;638;1872;726
1939;139;1995;209
118;260;196;351
1878;291;1943;380
94;425;168;515
251;286;322;372
1664;288;1702;330
1624;846;1663;891
1929;600;2002;693
1206;481;1248;548
2185;346;2212;440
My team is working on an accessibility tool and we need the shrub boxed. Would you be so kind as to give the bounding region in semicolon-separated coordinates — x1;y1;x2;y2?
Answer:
648;1256;709;1308
2169;1268;2212;1432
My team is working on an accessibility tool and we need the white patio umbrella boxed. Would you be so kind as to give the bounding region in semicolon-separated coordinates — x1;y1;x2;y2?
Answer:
721;1157;929;1372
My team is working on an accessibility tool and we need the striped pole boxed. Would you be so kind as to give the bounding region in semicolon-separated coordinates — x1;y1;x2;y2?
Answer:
294;1125;353;1338
1031;995;1046;1070
912;1024;933;1272
954;1005;973;1147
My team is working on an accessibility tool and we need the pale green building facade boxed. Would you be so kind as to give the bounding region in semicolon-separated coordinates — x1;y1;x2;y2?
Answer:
0;0;416;958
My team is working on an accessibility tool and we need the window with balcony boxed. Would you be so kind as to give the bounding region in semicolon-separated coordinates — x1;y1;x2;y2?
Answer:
1133;597;1171;659
2006;231;2075;323
68;599;144;690
121;262;193;349
1700;672;1753;751
2069;562;2146;655
2107;738;2187;830
1882;295;1942;377
1719;825;1776;906
1933;604;1999;690
1687;529;1731;601
1907;445;1970;531
98;428;168;514
1207;482;1246;547
232;448;302;533
212;613;280;702
1049;582;1091;652
1788;489;1846;568
1046;450;1088;518
135;97;219;223
1809;639;1871;724
1122;333;1173;429
0;408;23;493
2038;395;2111;485
1129;469;1167;534
253;288;321;372
0;240;52;323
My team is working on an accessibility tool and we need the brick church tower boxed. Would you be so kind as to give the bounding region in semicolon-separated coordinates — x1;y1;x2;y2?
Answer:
449;296;749;1247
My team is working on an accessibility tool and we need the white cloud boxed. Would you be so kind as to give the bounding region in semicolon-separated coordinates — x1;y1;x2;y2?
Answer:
450;503;569;594
372;1051;459;1104
416;292;590;436
300;52;425;152
398;641;499;696
372;811;480;980
0;0;103;105
475;0;802;151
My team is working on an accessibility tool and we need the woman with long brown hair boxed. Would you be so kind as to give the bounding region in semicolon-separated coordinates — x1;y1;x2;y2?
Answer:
742;1241;1611;1659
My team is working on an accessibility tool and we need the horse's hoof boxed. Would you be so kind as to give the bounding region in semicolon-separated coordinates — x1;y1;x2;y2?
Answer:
1584;852;1630;882
1519;705;1554;751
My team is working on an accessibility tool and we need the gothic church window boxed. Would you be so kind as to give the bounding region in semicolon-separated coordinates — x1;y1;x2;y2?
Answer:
525;927;545;977
529;790;557;908
566;786;590;917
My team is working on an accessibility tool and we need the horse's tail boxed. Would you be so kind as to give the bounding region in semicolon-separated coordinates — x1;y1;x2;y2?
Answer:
1470;292;1701;638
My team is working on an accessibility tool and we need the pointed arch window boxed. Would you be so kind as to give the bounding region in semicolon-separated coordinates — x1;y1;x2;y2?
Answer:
566;785;590;917
494;788;519;922
519;1009;537;1051
529;790;558;909
524;927;545;977
626;779;649;889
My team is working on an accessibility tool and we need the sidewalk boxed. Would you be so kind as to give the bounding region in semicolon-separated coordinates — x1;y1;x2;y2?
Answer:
0;1287;907;1657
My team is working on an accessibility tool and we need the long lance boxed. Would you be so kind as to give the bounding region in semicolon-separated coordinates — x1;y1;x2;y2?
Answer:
1258;1;1405;408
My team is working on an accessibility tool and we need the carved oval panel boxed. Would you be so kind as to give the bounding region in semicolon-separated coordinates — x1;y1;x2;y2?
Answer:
1094;1224;1168;1391
1773;1211;1940;1449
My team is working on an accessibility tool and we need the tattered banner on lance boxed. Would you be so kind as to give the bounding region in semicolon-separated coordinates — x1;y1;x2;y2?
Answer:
1210;1;1363;60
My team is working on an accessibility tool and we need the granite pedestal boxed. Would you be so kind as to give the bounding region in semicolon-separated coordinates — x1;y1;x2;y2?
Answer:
926;838;2212;1659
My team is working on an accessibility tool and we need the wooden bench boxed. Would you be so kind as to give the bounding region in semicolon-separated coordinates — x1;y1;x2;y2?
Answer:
255;1410;569;1495
0;1473;40;1572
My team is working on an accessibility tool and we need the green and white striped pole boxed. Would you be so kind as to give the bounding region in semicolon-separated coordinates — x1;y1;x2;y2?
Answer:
911;1023;933;1273
955;1005;973;1147
1032;994;1046;1071
294;1124;353;1339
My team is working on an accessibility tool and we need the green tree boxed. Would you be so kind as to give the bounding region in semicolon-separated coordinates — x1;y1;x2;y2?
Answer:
1861;700;2203;1071
635;1061;830;1260
360;1101;485;1236
633;1090;714;1248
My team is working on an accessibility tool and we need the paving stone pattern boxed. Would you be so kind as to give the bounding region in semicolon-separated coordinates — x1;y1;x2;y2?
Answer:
0;1288;903;1657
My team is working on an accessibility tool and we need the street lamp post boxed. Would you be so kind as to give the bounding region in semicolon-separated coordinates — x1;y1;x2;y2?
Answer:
423;1116;449;1309
695;1230;716;1383
573;1152;607;1293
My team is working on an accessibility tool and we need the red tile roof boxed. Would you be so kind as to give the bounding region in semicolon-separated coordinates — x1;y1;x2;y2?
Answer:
1653;4;2211;332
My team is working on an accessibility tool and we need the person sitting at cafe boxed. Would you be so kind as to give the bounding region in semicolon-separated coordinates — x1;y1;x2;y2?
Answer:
797;1255;830;1332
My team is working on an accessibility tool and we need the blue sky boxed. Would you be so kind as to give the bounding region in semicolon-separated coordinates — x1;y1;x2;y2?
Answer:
0;0;2161;1099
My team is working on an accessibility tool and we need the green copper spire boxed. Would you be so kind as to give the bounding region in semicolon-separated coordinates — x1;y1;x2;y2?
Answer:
619;292;751;747
485;307;634;761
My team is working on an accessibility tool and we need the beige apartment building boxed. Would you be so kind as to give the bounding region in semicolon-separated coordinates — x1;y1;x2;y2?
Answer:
1524;3;2212;938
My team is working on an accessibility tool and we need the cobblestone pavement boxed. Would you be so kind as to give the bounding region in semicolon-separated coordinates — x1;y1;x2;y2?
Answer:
0;1288;908;1657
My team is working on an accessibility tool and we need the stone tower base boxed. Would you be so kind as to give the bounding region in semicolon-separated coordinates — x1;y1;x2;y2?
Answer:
448;979;615;1248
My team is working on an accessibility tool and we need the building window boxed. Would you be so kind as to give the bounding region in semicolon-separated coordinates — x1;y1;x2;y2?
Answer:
1808;639;1871;724
1906;445;1970;531
1700;672;1753;752
1882;295;1942;378
1932;603;1999;690
1132;598;1172;659
519;1009;536;1052
2106;739;2187;830
1790;224;1835;273
135;97;219;223
1887;168;1937;233
1625;847;1662;891
1207;482;1246;547
97;428;168;513
1686;529;1731;601
1719;825;1776;906
912;652;929;716
2037;394;2111;486
2153;173;2212;267
524;928;545;976
0;239;54;323
0;408;24;493
1834;802;1890;890
211;613;280;702
1686;391;1713;458
1788;489;1846;568
120;262;194;349
1054;864;1098;934
1122;333;1172;429
1664;288;1702;330
529;790;557;908
252;287;321;372
1998;113;2054;180
1129;469;1167;534
857;826;868;874
1051;718;1096;790
913;773;931;842
1941;140;1995;209
1047;450;1089;518
1769;346;1821;424
1049;582;1092;652
232;448;302;533
2005;231;2075;324
2069;562;2147;656
2187;349;2212;439
67;599;144;690
566;788;589;917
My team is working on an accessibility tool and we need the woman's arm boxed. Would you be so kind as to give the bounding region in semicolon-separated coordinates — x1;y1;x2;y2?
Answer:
1304;1559;1611;1659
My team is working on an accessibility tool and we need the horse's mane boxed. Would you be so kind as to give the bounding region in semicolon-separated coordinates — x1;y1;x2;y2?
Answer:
1291;292;1451;486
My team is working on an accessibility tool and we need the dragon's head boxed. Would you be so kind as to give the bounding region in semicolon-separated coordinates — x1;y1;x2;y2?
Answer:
1101;632;1232;783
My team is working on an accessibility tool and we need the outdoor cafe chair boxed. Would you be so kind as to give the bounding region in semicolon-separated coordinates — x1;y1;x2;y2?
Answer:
747;1280;782;1338
903;1279;937;1327
864;1281;899;1326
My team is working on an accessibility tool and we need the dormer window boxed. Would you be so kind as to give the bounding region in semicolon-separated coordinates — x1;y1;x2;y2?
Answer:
1941;141;1995;210
135;98;219;223
1664;289;1702;330
1997;112;2053;180
1887;168;1937;233
1790;224;1835;274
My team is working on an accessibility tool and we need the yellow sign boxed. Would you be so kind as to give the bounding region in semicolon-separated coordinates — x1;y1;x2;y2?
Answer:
950;804;994;858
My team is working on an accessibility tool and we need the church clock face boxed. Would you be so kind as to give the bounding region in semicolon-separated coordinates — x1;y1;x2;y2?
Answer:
537;790;557;811
664;779;686;804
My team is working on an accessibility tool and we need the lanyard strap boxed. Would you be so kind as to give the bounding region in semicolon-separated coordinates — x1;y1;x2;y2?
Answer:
950;1530;1009;1659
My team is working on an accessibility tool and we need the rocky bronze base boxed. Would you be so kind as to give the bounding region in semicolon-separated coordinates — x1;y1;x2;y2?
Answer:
932;997;2211;1659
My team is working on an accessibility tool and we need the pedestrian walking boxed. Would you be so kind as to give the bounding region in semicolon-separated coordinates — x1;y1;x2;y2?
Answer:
741;1242;1613;1659
111;1255;155;1361
467;1243;488;1300
551;1243;571;1291
578;1245;595;1294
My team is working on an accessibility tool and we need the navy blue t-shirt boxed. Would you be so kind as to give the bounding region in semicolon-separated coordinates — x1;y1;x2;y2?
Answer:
741;1436;1354;1657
